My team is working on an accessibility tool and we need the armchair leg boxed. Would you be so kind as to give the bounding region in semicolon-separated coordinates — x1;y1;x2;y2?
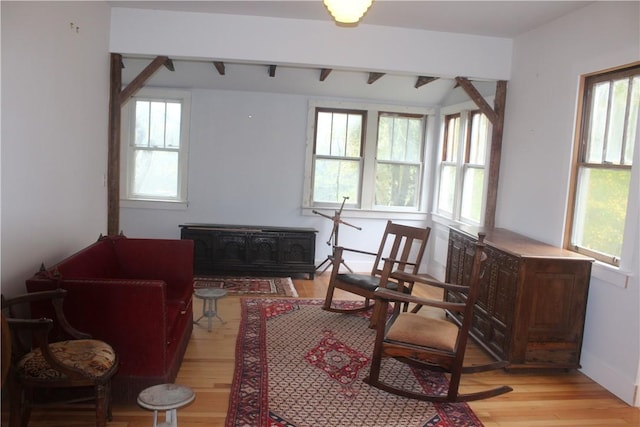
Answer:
8;379;29;427
95;383;108;427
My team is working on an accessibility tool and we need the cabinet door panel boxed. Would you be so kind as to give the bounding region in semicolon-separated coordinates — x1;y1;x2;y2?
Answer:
281;234;314;264
181;229;215;274
213;233;248;264
249;235;279;264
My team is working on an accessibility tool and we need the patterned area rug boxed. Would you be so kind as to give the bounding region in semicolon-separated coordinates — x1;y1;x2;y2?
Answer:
194;277;298;297
226;298;483;427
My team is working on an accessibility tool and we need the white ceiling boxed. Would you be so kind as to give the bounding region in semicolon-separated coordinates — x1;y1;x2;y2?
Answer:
113;1;594;105
110;1;593;38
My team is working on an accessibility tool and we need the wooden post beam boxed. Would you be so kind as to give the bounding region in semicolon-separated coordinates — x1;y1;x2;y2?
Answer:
107;53;123;236
484;80;507;229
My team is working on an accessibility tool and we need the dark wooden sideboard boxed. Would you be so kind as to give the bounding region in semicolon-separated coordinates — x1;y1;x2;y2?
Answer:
445;225;593;370
180;224;317;278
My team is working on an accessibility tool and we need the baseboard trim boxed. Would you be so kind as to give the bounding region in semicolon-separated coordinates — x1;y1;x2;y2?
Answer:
580;350;638;406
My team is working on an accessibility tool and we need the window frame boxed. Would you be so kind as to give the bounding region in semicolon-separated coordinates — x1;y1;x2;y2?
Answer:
435;109;490;225
373;111;426;211
303;100;433;220
120;87;191;208
311;107;366;210
565;63;639;266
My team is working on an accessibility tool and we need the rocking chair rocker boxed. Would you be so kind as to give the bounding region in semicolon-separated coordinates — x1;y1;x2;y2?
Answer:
364;232;513;402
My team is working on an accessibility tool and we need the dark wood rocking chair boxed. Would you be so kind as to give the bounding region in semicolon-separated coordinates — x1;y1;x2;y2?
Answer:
1;288;119;427
322;220;431;320
364;233;513;402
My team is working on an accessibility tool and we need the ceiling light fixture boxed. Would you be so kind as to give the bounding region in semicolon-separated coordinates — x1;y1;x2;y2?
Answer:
323;0;373;24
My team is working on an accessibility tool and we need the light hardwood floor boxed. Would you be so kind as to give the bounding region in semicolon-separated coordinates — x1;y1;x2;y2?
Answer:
3;274;639;427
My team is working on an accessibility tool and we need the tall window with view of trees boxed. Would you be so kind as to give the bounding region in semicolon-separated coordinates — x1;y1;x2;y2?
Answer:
375;113;425;208
312;108;365;205
437;111;489;224
568;64;639;266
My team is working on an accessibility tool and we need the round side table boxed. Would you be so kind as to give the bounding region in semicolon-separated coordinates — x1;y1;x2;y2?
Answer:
137;383;195;427
193;288;228;332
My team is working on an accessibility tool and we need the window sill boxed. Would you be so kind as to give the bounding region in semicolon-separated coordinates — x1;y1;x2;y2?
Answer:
120;199;188;210
302;207;427;221
591;261;631;289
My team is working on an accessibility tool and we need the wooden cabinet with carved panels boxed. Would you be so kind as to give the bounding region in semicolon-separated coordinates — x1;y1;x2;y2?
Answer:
180;224;317;278
445;225;593;370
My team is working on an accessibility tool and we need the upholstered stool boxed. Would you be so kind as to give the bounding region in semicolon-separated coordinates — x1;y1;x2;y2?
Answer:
137;383;195;427
193;288;227;332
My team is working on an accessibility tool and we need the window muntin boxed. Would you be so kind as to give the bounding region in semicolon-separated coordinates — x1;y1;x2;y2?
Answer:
437;111;489;224
312;109;364;205
374;113;425;208
568;65;639;265
122;89;190;204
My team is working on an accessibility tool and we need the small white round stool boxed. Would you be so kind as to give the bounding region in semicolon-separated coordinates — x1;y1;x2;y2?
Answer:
137;383;195;427
193;288;228;332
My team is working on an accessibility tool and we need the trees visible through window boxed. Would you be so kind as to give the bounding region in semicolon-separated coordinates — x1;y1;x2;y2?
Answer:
375;113;424;208
567;63;639;265
312;108;364;205
308;104;428;213
436;111;489;224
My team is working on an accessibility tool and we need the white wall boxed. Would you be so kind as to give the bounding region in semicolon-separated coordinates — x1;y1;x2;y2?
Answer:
0;1;112;296
119;87;432;269
498;2;640;405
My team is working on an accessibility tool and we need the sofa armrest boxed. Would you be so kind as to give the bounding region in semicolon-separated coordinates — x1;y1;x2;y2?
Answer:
28;278;171;377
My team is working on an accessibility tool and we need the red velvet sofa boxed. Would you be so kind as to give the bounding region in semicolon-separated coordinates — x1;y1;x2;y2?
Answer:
25;235;194;403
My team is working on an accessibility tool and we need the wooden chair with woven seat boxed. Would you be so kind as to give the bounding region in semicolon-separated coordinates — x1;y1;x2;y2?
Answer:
364;232;513;402
323;220;431;320
1;288;119;427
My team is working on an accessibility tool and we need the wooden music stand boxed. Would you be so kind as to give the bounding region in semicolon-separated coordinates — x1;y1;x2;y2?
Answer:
313;196;362;274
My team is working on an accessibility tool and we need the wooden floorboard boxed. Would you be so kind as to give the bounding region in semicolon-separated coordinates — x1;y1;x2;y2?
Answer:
2;273;638;426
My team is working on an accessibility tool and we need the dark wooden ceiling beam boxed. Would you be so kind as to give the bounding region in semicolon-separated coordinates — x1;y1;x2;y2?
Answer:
119;56;168;105
454;77;498;124
164;58;175;72
213;61;226;75
368;72;385;84
268;65;277;77
320;68;332;81
415;76;437;88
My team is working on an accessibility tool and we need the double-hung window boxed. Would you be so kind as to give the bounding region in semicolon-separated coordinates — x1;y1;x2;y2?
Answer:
121;88;191;206
567;64;639;266
375;113;425;209
312;108;365;206
305;101;429;215
436;110;490;224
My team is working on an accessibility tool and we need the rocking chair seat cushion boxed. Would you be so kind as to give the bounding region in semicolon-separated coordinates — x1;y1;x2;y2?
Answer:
17;339;117;380
337;273;400;291
386;313;459;352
